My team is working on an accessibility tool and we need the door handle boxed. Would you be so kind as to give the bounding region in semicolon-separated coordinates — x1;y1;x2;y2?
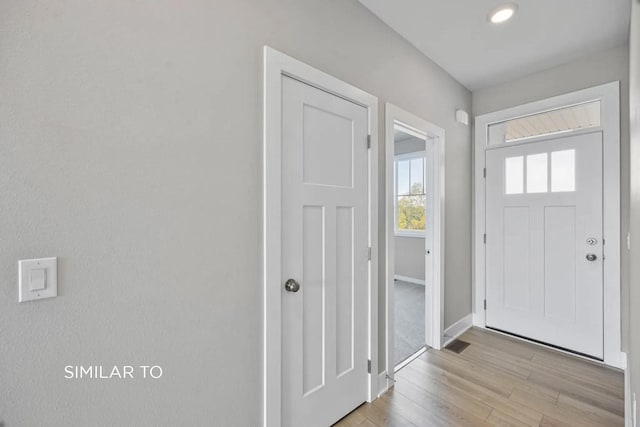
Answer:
284;278;300;292
586;253;597;262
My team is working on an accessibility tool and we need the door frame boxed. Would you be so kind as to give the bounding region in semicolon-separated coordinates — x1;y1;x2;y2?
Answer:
473;82;622;368
262;46;379;427
383;103;445;390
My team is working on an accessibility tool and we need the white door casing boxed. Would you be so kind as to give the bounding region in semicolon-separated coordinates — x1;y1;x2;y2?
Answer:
281;76;369;427
485;132;604;359
263;47;379;427
473;82;621;368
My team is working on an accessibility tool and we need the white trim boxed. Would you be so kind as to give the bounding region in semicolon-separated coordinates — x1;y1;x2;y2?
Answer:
442;314;473;347
384;103;445;390
394;232;426;239
473;81;622;368
395;151;426;161
624;352;632;427
394;122;427;140
394;275;425;286
377;371;390;396
263;46;379;427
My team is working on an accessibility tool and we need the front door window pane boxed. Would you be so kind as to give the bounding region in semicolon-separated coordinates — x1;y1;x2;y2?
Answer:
527;153;548;194
551;149;576;192
505;156;524;195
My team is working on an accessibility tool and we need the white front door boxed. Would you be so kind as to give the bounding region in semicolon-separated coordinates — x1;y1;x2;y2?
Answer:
281;76;369;427
485;131;604;359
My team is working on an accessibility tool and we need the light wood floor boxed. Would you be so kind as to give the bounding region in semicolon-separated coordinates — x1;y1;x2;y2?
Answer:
335;327;624;427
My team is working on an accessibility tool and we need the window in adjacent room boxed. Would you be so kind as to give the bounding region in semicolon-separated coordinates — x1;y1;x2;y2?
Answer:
395;151;426;236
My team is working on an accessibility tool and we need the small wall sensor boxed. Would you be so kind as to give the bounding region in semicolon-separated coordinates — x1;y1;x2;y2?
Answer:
456;109;469;126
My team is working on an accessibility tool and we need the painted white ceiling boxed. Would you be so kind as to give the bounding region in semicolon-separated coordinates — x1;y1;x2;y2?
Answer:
359;0;630;90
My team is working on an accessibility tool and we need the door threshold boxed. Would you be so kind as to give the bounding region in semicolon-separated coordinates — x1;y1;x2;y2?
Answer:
485;326;607;365
394;346;428;373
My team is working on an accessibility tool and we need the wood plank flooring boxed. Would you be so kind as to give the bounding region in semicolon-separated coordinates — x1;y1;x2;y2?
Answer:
335;327;624;427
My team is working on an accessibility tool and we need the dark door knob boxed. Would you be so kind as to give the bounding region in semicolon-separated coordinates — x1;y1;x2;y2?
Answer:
284;278;300;292
586;253;597;262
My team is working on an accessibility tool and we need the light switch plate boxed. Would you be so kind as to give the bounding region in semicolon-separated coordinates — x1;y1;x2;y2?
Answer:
19;257;57;302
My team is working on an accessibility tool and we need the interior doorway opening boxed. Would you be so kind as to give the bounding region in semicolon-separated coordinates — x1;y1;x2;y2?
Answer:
382;103;445;392
393;124;428;368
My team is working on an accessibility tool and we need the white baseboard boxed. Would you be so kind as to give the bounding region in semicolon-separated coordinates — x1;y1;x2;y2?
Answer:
393;275;425;286
624;352;633;427
442;314;473;347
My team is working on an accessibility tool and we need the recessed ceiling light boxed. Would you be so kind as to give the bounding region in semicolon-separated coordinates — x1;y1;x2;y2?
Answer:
488;3;518;24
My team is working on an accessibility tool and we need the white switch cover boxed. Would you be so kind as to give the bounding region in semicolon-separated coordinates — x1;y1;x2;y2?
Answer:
19;257;57;302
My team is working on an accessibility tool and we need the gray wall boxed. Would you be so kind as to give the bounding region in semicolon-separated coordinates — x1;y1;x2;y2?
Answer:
0;0;471;425
472;44;631;350
395;237;425;281
628;0;640;424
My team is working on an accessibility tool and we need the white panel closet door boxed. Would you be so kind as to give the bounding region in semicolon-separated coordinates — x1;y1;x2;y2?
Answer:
485;132;603;359
281;76;369;427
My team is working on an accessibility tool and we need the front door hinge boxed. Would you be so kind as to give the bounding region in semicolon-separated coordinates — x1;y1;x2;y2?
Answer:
483;234;486;244
367;134;371;149
484;300;487;310
367;359;371;374
483;168;486;178
368;247;372;261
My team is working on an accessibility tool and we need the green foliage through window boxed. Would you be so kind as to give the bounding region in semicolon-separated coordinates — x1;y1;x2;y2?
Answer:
396;156;426;233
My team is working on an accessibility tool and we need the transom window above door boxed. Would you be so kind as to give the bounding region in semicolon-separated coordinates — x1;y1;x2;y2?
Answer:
488;101;601;145
504;149;576;195
395;152;426;235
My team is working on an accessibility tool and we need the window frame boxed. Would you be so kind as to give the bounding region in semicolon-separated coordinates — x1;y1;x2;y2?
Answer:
394;150;427;237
